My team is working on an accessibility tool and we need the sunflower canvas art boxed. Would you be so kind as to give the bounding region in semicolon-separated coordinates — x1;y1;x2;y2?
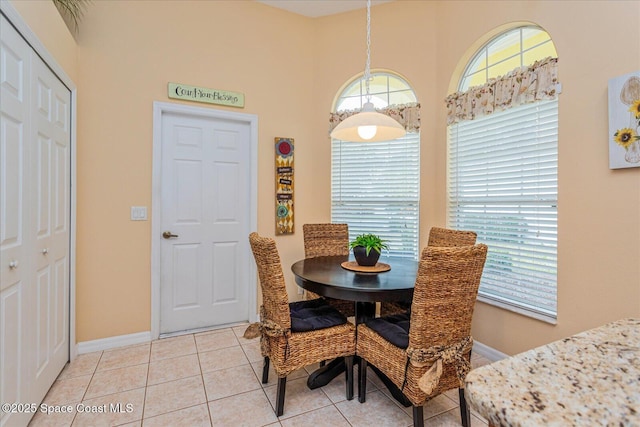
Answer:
608;71;640;169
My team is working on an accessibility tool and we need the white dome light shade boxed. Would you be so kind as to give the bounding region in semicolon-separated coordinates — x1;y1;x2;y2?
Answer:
330;102;406;142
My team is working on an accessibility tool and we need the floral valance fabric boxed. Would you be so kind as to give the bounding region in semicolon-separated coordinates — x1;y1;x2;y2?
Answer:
445;57;560;125
329;102;421;135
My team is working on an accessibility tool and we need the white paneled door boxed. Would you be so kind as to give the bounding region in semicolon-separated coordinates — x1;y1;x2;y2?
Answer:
1;15;70;427
159;110;251;334
30;43;71;402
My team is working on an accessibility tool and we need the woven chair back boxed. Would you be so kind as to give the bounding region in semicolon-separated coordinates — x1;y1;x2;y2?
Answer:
303;223;350;258
248;232;291;330
409;244;487;351
380;227;477;317
426;227;477;250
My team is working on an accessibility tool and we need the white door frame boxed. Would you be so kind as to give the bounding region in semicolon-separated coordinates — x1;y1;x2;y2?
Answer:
0;1;78;361
151;101;258;340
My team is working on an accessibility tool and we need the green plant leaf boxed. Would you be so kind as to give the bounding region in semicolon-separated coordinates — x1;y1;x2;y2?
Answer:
349;233;389;255
53;0;92;33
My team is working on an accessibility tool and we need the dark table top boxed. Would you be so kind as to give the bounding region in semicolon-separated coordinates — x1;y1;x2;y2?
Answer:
290;255;417;303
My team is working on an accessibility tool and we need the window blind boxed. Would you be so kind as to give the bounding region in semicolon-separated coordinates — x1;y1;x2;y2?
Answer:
332;134;420;259
447;100;558;320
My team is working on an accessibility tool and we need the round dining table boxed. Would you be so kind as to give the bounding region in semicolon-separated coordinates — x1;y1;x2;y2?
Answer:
291;255;417;323
291;255;418;405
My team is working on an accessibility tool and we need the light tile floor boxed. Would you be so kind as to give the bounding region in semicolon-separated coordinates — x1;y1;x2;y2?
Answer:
29;324;491;427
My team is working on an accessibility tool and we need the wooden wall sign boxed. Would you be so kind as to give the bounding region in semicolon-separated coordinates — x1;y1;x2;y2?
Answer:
275;137;294;235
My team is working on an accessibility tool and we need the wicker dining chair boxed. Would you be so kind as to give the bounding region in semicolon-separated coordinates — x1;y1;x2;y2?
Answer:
247;232;356;416
357;244;488;427
427;227;477;248
302;223;355;317
380;227;478;317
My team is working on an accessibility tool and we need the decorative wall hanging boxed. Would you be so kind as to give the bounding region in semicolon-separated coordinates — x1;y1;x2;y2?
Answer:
275;137;294;234
608;71;640;169
168;82;245;108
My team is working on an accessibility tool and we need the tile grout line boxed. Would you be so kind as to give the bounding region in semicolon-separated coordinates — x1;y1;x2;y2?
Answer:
139;341;152;423
233;326;282;417
81;351;104;423
233;329;285;424
314;367;354;425
195;332;215;427
74;350;104;426
140;334;211;424
333;402;355;427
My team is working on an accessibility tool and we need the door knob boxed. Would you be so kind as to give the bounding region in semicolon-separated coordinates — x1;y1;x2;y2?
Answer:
162;231;179;239
42;248;49;255
9;260;18;269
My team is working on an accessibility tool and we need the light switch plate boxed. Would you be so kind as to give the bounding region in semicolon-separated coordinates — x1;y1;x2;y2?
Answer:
131;206;148;221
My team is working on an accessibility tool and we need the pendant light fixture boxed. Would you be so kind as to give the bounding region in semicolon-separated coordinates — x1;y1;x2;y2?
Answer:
330;0;406;142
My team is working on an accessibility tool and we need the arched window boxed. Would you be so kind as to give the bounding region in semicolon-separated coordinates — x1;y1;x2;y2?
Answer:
447;26;560;322
336;73;418;110
331;72;420;259
459;27;556;90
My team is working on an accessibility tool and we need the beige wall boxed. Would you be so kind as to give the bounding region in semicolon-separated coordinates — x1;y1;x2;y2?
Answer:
9;0;639;354
70;0;322;341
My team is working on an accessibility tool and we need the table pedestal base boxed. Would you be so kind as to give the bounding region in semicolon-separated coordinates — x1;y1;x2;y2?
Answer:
306;357;411;407
306;358;345;389
305;301;412;407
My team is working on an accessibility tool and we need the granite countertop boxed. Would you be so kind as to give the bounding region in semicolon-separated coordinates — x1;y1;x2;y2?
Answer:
465;318;640;426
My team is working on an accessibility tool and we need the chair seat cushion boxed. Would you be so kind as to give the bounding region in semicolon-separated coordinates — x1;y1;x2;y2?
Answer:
364;312;411;349
289;298;348;332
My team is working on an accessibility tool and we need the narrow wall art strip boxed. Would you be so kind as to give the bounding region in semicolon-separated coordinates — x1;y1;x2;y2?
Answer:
275;137;294;234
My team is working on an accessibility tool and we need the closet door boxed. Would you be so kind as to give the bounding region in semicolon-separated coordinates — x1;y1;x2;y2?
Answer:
1;15;71;426
1;15;32;427
30;45;71;405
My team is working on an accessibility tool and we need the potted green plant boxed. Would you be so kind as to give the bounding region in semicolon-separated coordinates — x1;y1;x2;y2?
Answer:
349;233;389;266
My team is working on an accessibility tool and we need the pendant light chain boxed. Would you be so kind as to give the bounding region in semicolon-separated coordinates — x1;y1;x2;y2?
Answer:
329;0;406;142
364;0;372;104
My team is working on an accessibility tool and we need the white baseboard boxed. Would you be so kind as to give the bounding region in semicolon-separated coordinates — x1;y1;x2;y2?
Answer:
473;340;508;362
77;331;151;354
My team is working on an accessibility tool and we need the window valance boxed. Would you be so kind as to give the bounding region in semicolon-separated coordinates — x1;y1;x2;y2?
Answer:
329;102;421;135
445;57;560;125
